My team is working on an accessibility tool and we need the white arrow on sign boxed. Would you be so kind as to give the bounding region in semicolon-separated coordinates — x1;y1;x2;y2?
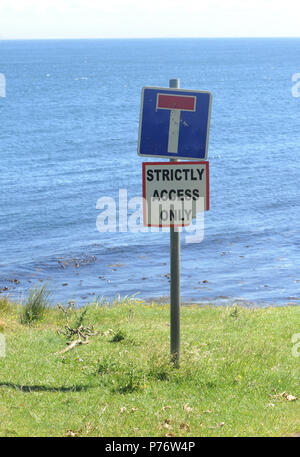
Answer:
156;93;196;153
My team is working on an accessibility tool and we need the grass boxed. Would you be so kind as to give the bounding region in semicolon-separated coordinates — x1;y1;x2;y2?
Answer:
0;296;299;437
20;285;50;324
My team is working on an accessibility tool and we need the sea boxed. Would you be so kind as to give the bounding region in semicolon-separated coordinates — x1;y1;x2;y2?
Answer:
0;38;299;306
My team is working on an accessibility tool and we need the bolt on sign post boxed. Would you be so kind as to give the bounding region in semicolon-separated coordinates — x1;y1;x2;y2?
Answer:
138;79;212;366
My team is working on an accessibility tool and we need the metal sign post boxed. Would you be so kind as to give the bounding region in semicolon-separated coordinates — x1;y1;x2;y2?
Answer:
138;78;212;368
169;78;180;366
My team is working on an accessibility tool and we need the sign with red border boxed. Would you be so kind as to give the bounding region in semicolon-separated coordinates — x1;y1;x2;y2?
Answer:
143;161;209;227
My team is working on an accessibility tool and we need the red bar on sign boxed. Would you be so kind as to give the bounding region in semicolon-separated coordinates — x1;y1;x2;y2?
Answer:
157;94;196;111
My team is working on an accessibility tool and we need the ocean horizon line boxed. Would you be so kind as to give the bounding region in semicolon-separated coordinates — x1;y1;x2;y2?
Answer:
1;36;300;42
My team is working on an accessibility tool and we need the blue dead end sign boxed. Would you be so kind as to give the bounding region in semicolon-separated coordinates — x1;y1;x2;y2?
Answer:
138;86;212;160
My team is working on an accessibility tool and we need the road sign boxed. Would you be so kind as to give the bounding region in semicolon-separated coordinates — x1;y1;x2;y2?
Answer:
138;87;212;160
143;161;209;227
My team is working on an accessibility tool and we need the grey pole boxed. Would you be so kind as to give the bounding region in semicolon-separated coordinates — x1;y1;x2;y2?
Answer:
169;78;180;367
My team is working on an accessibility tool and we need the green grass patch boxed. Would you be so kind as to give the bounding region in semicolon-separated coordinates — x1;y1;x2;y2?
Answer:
20;285;51;324
0;298;299;437
110;328;127;343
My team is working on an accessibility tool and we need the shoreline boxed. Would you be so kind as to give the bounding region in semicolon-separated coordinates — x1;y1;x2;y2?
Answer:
1;243;299;308
1;287;299;309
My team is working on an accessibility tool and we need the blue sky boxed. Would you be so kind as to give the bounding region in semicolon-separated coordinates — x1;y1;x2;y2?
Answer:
0;0;299;39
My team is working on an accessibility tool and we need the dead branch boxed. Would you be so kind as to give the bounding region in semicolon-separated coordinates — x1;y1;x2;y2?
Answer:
54;338;89;355
54;305;98;355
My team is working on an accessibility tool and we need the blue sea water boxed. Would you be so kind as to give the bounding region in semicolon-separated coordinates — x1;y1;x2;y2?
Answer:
0;38;299;306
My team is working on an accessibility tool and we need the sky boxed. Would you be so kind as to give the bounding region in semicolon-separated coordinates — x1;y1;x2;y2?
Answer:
0;0;300;40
